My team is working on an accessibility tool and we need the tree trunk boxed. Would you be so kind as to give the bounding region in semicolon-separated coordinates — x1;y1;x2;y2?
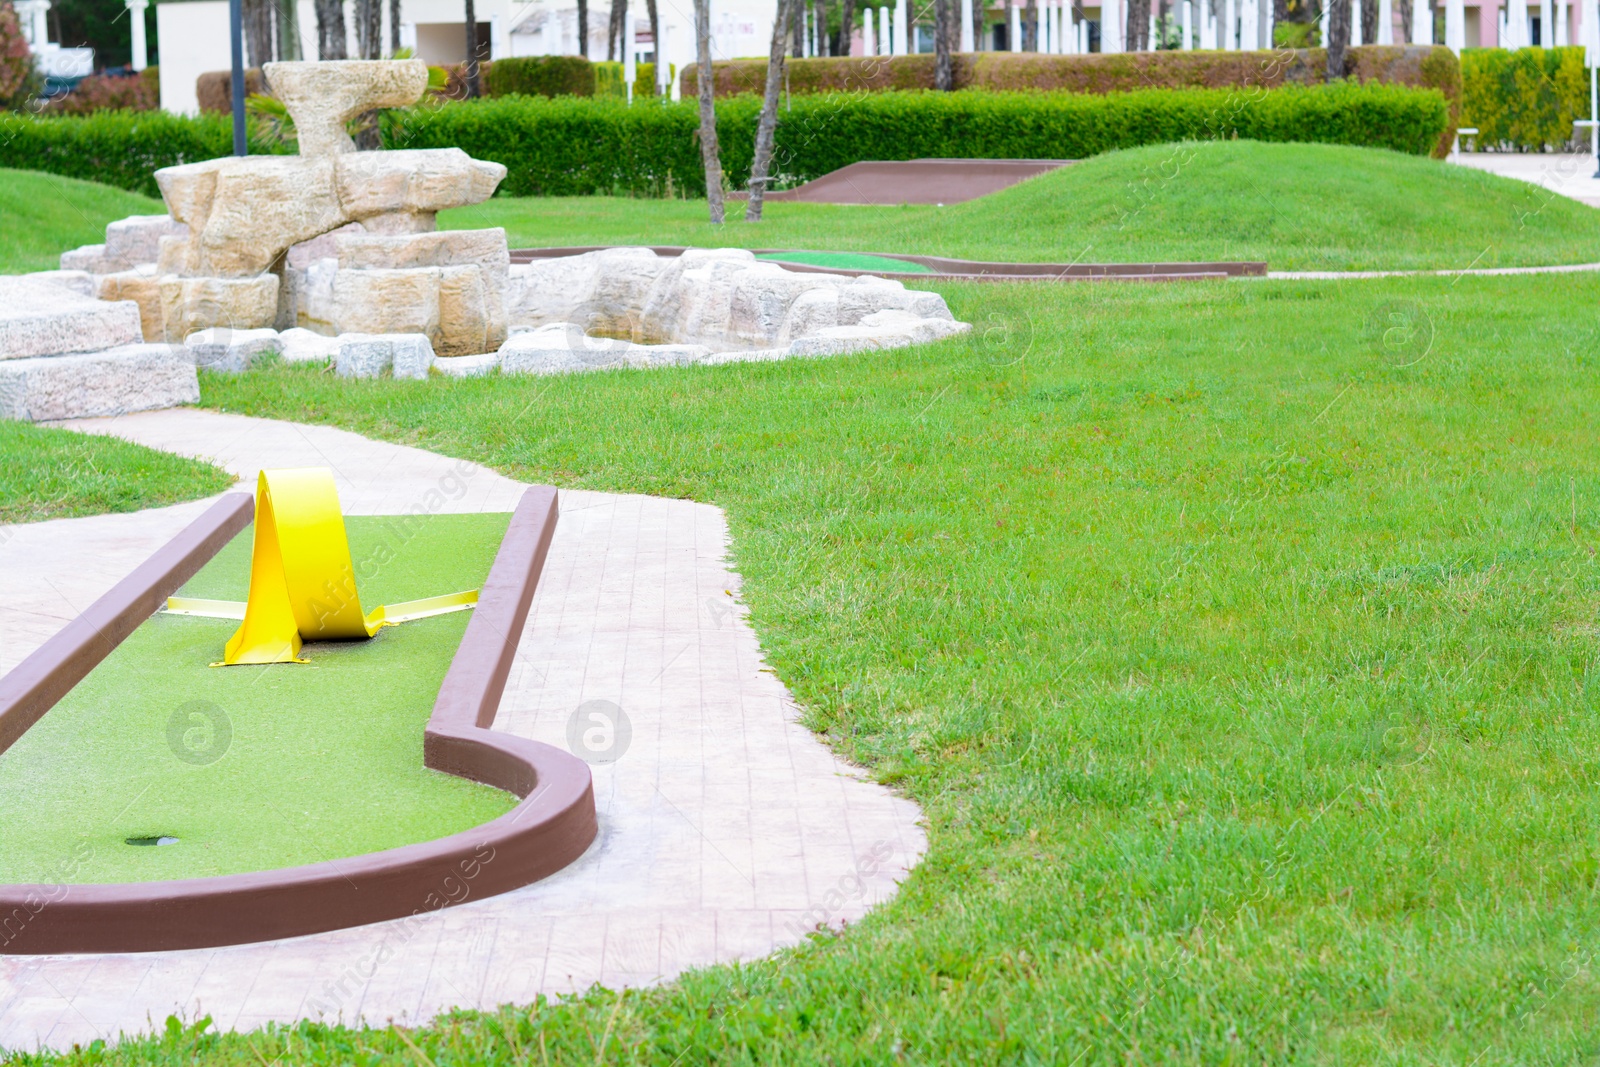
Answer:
747;0;793;221
465;0;481;97
1325;0;1349;76
608;0;624;60
389;0;401;53
791;0;804;56
646;0;660;70
813;0;829;54
1395;0;1411;40
244;0;273;66
1024;0;1037;47
1127;0;1151;47
315;0;347;58
578;0;589;55
355;0;381;57
934;0;952;85
840;0;855;54
694;0;724;223
278;0;303;59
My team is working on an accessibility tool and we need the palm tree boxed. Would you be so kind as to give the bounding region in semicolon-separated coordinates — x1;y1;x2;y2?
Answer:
693;0;723;223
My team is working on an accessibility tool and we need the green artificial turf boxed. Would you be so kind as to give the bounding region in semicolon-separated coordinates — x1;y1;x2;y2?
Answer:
0;422;235;524
91;269;1598;1064
0;167;165;275
0;513;516;884
755;251;934;273
440;140;1600;272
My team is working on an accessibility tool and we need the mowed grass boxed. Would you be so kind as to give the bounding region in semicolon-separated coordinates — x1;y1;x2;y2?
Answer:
441;140;1600;272
0;167;164;274
0;421;234;524
0;513;517;884
64;269;1596;1064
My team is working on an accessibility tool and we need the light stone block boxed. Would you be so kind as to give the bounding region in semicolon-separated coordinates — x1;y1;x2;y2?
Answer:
102;215;188;270
331;268;441;340
185;327;282;373
262;59;429;157
279;327;341;364
159;275;280;341
391;334;436;380
336;334;393;378
0;344;199;421
433;352;501;377
0;278;143;360
97;268;166;341
59;243;108;273
21;270;97;298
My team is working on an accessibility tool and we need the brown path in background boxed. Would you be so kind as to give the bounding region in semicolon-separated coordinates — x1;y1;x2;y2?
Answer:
732;158;1076;205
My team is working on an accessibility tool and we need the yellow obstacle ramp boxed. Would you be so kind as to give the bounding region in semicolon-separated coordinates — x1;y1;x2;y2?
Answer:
165;467;478;665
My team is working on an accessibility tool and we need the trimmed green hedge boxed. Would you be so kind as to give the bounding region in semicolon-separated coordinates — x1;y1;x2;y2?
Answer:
1461;46;1588;151
388;81;1450;197
0;110;290;197
482;55;595;98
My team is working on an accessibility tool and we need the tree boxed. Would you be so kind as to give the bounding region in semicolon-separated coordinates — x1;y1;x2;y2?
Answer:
746;0;794;222
812;0;828;53
315;0;347;58
934;0;951;88
0;0;33;102
1127;0;1151;48
1325;0;1349;76
244;0;273;66
839;0;855;55
578;0;589;56
465;0;481;96
279;0;303;60
645;0;659;73
1023;0;1037;48
355;0;381;57
607;0;624;60
693;0;723;223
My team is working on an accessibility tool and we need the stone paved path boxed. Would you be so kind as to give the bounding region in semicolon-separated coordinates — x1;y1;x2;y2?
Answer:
0;410;926;1053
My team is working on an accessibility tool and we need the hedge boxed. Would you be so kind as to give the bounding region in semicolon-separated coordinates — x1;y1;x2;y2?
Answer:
684;44;1461;100
0;110;290;197
387;81;1451;197
483;55;595;98
1460;46;1588;151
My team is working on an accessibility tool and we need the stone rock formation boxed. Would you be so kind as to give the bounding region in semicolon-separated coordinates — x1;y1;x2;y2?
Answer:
0;277;198;421
58;60;511;357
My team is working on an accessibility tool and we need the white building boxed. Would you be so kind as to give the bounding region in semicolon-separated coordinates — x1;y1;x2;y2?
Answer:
153;0;777;114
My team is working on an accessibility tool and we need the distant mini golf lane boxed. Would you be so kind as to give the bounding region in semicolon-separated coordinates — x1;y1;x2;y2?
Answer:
0;513;517;885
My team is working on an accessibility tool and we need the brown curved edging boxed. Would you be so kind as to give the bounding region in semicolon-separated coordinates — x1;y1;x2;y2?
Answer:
509;245;1265;282
0;486;596;955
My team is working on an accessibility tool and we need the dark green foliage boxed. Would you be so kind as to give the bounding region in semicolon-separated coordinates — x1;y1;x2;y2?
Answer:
0;111;290;196
482;54;596;98
1461;46;1588;150
388;82;1450;197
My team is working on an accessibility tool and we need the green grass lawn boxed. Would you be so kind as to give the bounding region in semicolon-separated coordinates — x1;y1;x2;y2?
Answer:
0;513;516;883
39;269;1582;1064
441;140;1600;272
0;421;234;524
0;167;164;274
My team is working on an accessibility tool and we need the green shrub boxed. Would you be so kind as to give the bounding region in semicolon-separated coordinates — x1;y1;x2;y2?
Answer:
483;55;595;98
1461;46;1588;150
0;110;290;196
387;81;1450;197
0;0;33;105
592;60;671;99
42;67;159;115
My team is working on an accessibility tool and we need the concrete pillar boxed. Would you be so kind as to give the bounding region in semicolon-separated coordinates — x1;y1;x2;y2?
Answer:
1541;0;1554;41
896;0;909;53
1377;0;1393;42
1446;0;1465;48
1414;0;1434;42
1009;0;1020;49
960;0;975;48
126;0;148;69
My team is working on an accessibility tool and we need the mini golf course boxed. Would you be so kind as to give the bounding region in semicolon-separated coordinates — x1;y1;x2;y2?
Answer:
0;512;518;885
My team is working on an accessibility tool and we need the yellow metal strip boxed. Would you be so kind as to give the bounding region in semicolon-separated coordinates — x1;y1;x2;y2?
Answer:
164;597;248;620
364;589;479;629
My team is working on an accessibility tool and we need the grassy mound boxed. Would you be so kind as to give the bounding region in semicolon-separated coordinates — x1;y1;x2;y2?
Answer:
186;270;1600;1062
0;513;517;884
445;140;1600;271
0;167;164;275
0;422;234;524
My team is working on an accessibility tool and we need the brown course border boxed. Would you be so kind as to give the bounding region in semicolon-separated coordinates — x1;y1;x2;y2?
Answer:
509;245;1266;282
0;486;596;955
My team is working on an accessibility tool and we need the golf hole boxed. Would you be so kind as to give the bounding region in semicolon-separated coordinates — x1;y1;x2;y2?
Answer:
125;835;180;847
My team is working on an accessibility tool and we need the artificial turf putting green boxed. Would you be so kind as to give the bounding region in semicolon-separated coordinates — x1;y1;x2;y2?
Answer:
0;512;516;884
755;251;934;273
440;140;1600;272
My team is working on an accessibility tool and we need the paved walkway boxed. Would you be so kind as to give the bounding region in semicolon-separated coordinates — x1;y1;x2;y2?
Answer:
1452;150;1600;208
0;410;926;1053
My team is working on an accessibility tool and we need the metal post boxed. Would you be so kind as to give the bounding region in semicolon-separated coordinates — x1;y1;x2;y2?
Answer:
229;0;246;157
